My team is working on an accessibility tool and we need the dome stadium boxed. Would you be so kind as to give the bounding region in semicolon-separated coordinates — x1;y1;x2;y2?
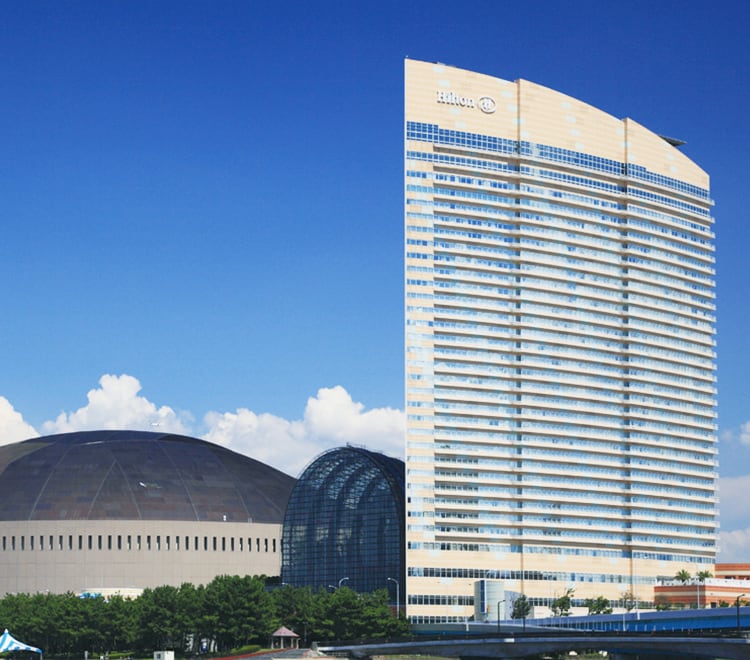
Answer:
0;430;296;596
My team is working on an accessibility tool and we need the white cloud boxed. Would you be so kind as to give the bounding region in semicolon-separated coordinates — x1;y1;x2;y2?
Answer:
740;421;750;445
717;474;750;532
202;409;310;475
41;374;189;435
302;386;404;455
711;474;750;562
719;527;750;563
203;385;405;476
0;374;403;478
0;397;38;445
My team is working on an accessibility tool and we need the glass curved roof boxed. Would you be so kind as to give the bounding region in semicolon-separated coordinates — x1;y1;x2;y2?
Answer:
281;446;404;594
0;430;296;523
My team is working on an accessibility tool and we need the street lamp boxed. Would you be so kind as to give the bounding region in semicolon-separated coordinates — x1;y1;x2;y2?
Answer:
737;594;745;632
387;577;400;618
338;577;350;588
496;599;506;632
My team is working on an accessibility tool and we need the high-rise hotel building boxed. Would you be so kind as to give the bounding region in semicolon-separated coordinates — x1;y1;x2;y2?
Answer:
404;59;716;622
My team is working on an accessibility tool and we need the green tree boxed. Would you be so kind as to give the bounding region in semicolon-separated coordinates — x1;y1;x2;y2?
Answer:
358;589;410;639
550;588;574;617
194;583;218;653
510;594;531;621
621;591;637;612
675;569;691;583
134;585;182;651
307;585;408;642
176;582;203;654
0;575;414;654
696;570;712;581
585;596;613;615
271;584;317;646
51;592;92;654
100;594;137;652
202;575;274;651
654;595;672;611
0;593;55;652
307;587;337;642
326;586;367;640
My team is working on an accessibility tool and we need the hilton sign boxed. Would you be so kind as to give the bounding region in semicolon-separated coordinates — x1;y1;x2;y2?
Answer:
436;90;496;114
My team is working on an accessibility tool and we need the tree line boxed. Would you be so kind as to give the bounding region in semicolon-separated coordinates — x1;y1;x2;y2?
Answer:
0;576;409;658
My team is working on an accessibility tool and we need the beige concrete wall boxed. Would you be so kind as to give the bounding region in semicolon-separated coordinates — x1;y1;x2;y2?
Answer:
518;79;624;161
0;520;282;595
406;60;518;139
626;119;709;189
405;58;709;192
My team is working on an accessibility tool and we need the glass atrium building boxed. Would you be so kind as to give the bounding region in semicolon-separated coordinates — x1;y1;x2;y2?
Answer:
281;446;404;602
405;59;716;622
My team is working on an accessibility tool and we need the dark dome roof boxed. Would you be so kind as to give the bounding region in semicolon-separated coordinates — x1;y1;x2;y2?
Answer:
0;430;296;523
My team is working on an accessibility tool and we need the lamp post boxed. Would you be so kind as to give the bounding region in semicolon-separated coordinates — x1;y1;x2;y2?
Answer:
737;594;745;632
338;577;350;589
696;579;700;609
387;577;400;618
496;599;505;632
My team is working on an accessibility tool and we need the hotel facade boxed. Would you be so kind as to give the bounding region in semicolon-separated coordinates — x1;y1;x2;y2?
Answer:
404;60;716;622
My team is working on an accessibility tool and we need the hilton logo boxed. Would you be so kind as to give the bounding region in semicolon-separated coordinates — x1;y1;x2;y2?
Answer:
436;91;496;114
477;96;496;114
436;90;475;108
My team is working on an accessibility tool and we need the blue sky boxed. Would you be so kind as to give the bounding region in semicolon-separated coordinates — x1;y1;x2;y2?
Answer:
1;0;749;558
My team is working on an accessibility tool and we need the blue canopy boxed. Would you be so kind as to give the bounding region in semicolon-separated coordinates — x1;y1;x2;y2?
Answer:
0;629;42;654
